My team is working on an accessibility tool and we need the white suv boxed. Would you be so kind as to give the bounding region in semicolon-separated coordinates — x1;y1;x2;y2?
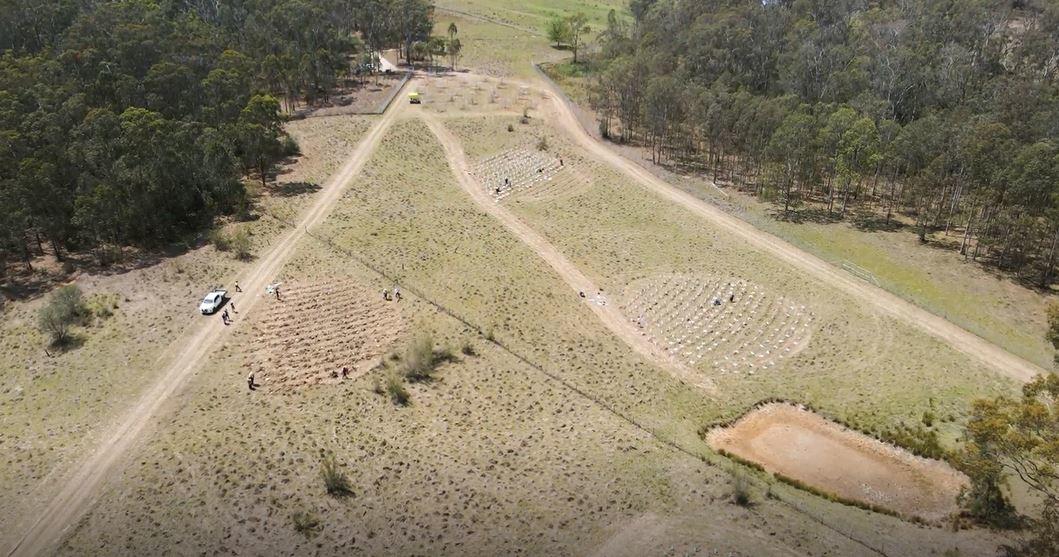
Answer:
199;290;227;315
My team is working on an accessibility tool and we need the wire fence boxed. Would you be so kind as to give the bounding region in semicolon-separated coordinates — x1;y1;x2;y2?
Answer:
260;188;893;557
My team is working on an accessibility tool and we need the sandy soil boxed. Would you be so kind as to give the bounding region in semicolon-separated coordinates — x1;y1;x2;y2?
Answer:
707;403;968;522
249;279;406;390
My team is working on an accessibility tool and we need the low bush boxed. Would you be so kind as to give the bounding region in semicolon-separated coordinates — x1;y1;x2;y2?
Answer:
879;422;947;461
38;285;87;346
320;454;353;497
730;471;753;507
399;333;457;382
282;135;301;157
208;228;232;251
291;510;321;537
386;373;410;405
230;228;252;261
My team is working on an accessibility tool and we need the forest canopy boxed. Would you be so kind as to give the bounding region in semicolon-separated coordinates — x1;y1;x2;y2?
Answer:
591;0;1059;287
0;0;434;264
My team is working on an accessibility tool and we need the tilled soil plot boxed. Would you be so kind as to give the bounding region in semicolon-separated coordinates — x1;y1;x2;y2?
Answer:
249;279;406;390
707;403;968;522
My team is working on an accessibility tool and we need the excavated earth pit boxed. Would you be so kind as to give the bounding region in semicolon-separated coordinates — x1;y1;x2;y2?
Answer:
706;403;968;522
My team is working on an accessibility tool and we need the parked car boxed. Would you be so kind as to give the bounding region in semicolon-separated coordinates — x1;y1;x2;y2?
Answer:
199;289;227;314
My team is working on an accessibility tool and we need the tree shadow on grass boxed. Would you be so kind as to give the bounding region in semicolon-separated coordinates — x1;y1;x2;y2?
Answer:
267;181;322;198
852;213;905;233
1;241;199;303
46;333;86;354
775;207;844;225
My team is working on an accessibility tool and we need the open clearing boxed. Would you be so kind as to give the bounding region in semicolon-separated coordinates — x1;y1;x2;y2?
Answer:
52;114;1007;557
707;403;968;523
6;6;1051;551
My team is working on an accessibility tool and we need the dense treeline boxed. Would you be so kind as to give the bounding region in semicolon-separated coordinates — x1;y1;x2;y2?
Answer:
0;0;434;267
591;0;1059;287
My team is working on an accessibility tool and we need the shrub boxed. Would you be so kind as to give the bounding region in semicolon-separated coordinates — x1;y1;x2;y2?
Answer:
879;422;947;460
291;510;321;537
87;294;116;320
507;123;515;132
399;333;457;382
282;135;301;157
320;454;353;497
386;374;410;405
38;285;87;346
536;135;549;151
730;471;753;507
230;228;252;261
460;340;477;356
400;334;435;381
209;229;232;251
95;244;123;267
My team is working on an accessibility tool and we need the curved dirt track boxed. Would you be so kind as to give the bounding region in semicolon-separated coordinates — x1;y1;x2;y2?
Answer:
420;112;715;394
536;77;1044;385
7;94;408;557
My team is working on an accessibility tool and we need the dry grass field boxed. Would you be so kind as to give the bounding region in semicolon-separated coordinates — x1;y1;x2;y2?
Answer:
7;4;1054;554
0;114;374;550
442;110;1019;441
49;117;1010;556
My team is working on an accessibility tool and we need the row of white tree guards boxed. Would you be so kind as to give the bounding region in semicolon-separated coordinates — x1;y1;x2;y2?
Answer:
472;148;566;201
622;275;813;374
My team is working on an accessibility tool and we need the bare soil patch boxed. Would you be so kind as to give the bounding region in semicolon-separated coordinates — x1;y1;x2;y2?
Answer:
622;274;812;375
248;280;406;391
707;403;967;522
293;73;409;117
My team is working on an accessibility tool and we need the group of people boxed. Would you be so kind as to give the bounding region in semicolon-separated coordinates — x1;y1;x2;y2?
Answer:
712;293;736;306
492;157;564;196
382;283;402;302
248;366;351;391
222;280;242;325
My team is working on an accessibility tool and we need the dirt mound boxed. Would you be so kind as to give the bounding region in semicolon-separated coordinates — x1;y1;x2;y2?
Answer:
621;274;812;374
249;279;406;390
706;403;967;522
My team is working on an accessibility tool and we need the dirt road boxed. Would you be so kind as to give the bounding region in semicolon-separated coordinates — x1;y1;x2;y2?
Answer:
537;78;1045;385
420;112;715;394
6;92;408;557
